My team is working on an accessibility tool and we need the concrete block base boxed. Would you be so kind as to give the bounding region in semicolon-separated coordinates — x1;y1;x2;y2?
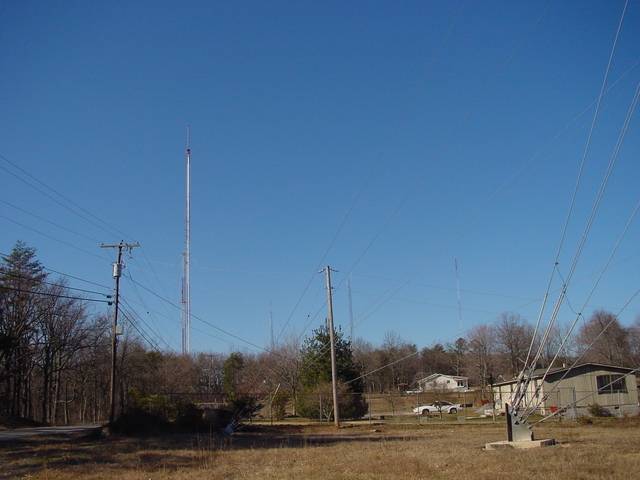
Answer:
485;438;556;450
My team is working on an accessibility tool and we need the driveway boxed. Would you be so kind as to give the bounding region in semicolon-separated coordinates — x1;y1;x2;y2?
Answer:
0;424;104;441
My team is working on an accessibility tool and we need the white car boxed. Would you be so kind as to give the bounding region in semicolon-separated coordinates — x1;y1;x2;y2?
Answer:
413;401;462;415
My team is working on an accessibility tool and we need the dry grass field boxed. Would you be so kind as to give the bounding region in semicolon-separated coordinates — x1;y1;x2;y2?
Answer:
2;417;640;479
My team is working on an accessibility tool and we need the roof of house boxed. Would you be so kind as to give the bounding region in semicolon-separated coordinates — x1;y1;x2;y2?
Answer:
419;373;468;382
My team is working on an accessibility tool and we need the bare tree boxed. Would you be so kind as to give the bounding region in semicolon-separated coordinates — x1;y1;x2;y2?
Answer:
464;324;496;396
0;241;47;417
424;381;456;419
577;310;630;366
373;331;418;393
34;279;91;423
494;312;535;378
261;335;301;410
447;337;468;376
69;315;111;423
538;322;578;369
352;337;376;392
628;315;640;368
195;352;226;397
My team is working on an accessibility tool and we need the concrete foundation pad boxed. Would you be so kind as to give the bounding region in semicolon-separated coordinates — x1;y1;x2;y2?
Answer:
485;438;556;450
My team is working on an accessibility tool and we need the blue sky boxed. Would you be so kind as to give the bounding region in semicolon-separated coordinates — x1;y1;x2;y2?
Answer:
2;1;640;355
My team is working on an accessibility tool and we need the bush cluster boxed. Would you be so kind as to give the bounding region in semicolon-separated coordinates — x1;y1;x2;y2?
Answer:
587;403;613;418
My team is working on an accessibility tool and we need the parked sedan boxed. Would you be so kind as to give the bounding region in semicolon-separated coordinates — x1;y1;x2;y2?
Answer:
413;401;462;415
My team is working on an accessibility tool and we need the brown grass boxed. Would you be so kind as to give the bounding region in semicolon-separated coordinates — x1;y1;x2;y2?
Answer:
2;418;640;479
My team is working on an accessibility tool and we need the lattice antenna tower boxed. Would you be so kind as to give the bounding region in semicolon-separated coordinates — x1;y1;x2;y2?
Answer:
455;258;462;337
181;126;192;354
348;275;354;340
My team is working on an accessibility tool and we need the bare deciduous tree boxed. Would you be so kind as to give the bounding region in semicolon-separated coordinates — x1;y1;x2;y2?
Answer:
369;331;418;393
627;316;640;368
447;337;468;376
494;312;535;378
577;310;630;366
261;335;302;410
0;241;47;417
35;279;91;423
464;324;496;397
538;322;578;369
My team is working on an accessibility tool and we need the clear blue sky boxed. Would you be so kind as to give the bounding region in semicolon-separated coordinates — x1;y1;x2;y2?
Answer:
2;1;639;355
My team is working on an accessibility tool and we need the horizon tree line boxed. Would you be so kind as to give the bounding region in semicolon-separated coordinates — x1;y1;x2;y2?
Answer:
2;240;640;424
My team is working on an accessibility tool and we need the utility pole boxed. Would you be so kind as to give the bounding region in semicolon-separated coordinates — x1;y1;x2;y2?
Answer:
101;241;139;423
321;266;340;428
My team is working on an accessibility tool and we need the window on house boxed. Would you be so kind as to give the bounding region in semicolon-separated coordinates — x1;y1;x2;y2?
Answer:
597;374;627;394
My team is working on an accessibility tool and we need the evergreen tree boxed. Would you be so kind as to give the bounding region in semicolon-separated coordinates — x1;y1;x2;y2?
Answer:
222;351;245;399
297;324;367;419
221;351;261;415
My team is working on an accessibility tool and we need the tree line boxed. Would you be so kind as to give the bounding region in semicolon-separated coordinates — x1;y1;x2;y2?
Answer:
2;240;639;425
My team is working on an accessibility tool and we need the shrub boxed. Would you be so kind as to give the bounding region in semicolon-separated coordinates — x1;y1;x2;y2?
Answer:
296;382;368;420
109;408;170;436
587;403;612;417
227;394;263;418
174;402;207;431
577;415;593;425
271;391;290;421
124;388;206;433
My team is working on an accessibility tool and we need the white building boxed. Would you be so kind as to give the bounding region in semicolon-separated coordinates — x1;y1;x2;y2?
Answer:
417;373;470;393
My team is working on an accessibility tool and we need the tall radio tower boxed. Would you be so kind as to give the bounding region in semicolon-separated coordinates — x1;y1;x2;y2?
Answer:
181;126;192;355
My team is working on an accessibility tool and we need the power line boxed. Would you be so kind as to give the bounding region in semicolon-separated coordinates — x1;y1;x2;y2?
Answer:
274;1;470;348
0;199;104;244
334;7;636;349
0;285;110;303
335;1;555;292
513;0;634;419
119;297;173;353
1;271;111;298
330;65;640;338
123;274;271;353
0;214;110;260
0;154;136;242
42;266;111;291
123;269;176;343
280;2;558;350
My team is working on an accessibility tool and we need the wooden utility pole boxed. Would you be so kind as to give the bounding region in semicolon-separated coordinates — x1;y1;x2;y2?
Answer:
101;241;139;423
322;266;340;428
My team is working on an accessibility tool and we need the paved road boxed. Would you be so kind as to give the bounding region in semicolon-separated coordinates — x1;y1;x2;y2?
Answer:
0;424;104;441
